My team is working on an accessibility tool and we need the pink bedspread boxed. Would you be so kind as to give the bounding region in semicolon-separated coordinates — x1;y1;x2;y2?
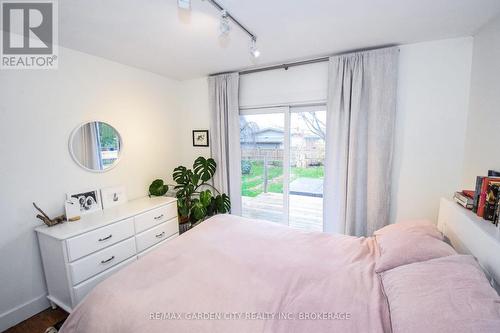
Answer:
61;215;390;333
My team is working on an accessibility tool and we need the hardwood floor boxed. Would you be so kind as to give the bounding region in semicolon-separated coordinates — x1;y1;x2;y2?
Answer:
4;308;68;333
242;193;323;231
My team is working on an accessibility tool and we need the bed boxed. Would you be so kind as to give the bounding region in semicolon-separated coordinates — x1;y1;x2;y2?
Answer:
60;214;500;333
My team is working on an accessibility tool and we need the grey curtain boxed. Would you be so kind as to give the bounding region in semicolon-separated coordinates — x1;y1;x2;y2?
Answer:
208;73;242;215
323;47;399;236
73;122;102;170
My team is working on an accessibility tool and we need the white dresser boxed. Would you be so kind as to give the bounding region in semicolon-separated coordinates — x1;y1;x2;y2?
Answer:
35;196;178;312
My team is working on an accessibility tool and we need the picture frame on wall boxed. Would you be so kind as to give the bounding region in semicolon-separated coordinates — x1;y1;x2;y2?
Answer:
192;130;209;147
66;189;102;215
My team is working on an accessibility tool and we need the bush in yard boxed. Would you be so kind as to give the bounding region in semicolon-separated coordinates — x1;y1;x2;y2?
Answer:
271;160;282;167
241;160;252;175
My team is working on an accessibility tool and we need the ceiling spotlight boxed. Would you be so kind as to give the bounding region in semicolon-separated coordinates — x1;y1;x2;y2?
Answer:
178;0;191;10
219;10;231;36
250;38;260;58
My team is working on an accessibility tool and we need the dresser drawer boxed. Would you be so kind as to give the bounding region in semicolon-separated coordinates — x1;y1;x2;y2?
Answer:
134;203;177;233
135;218;178;253
72;257;136;305
69;237;136;285
66;218;135;262
138;233;178;259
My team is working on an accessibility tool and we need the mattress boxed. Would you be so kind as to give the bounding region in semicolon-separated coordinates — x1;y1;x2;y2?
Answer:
61;214;389;333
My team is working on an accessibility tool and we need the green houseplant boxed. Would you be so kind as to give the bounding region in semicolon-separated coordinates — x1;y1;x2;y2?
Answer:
149;157;230;228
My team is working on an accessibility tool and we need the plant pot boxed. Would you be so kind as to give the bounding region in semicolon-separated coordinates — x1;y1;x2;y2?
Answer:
179;221;192;234
179;215;189;224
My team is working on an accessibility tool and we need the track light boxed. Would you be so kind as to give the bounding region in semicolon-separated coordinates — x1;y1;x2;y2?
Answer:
250;38;260;58
219;10;231;36
179;0;261;58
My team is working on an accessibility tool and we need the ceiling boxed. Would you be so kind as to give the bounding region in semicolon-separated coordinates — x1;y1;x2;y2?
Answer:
59;0;500;80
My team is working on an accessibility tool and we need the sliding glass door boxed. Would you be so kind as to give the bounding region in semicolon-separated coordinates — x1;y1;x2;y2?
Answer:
239;105;325;231
289;106;325;231
240;109;287;225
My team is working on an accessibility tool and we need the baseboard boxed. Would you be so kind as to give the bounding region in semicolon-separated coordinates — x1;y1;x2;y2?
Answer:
0;294;49;332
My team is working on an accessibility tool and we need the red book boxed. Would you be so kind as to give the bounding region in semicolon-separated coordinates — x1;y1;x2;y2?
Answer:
462;190;475;199
478;178;500;217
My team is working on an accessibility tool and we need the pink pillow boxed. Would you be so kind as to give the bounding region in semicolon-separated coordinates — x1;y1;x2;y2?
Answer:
381;255;500;333
374;220;443;239
374;220;456;272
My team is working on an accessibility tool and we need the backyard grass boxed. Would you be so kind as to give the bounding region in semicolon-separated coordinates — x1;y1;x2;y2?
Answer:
241;160;323;197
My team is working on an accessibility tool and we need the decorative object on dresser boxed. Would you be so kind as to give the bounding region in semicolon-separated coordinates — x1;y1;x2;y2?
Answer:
35;196;179;312
101;185;128;209
33;202;66;227
64;197;81;222
192;129;209;147
149;179;169;196
67;189;102;215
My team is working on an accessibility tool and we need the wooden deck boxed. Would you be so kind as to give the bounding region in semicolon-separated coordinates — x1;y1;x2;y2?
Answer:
241;193;323;232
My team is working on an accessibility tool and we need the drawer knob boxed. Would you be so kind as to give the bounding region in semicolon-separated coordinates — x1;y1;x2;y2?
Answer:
98;234;113;242
101;255;115;264
154;214;164;220
155;231;166;238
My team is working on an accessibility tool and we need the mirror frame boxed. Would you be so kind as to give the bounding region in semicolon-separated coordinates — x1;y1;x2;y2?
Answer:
68;121;123;173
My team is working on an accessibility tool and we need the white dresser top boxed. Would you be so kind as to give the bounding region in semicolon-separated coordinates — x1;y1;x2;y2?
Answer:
35;196;177;240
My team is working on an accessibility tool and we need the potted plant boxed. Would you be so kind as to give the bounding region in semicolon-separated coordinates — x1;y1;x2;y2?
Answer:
149;157;230;232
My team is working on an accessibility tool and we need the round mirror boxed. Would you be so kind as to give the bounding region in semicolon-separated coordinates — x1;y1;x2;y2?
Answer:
69;121;122;172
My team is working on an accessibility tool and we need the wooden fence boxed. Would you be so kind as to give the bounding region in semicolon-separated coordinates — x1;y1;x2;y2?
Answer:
241;148;324;167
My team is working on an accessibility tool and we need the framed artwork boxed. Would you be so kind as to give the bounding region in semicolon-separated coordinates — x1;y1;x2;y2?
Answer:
66;189;102;215
64;197;81;220
192;130;209;147
100;185;128;209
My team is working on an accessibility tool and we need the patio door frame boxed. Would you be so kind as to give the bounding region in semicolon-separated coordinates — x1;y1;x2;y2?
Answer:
239;100;326;226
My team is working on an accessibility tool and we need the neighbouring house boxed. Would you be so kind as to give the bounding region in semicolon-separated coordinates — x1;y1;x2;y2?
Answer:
240;127;325;167
240;127;284;149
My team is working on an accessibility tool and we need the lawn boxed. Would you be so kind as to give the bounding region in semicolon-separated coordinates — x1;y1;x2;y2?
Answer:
241;160;324;197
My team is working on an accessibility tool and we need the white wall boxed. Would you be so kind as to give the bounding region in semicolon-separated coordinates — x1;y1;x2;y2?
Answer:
176;78;211;167
462;16;500;188
390;37;473;223
0;47;181;330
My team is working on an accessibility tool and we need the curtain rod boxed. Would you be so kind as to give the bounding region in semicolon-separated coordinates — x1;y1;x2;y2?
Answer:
209;57;328;77
209;45;399;77
240;57;329;75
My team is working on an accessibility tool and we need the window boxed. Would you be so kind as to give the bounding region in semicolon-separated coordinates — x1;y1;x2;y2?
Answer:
239;104;325;231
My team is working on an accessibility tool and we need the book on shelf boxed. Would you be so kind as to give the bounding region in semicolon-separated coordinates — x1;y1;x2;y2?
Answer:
462;190;475;199
477;177;500;218
495;195;500;226
472;176;485;213
488;170;500;177
454;191;473;209
484;183;500;221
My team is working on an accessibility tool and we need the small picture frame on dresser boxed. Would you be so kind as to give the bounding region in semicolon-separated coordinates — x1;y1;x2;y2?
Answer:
67;189;102;215
192;130;209;147
101;185;128;209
